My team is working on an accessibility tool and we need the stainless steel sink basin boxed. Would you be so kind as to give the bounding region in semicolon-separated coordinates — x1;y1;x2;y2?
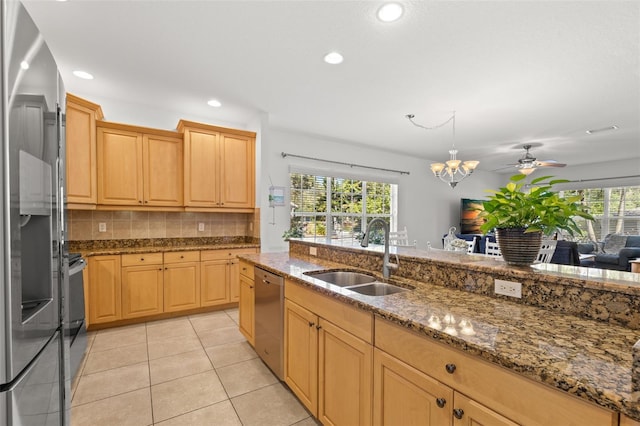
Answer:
346;282;409;296
304;270;378;287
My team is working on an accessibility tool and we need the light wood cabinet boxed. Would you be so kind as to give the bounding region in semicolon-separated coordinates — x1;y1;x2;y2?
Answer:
87;255;121;325
121;253;163;319
97;121;183;207
284;282;373;425
163;251;200;312
65;93;103;207
374;318;617;426
201;249;257;307
179;120;255;210
373;348;453;426
238;274;255;346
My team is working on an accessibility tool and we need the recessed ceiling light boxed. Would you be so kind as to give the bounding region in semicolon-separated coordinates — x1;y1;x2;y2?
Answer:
72;70;94;80
586;125;618;134
207;99;222;107
20;61;29;70
377;3;404;22
324;52;344;65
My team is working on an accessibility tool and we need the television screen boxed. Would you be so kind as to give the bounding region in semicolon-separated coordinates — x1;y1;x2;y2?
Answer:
460;198;485;234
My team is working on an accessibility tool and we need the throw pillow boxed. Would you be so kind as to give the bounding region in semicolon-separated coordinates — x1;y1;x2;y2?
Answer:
603;234;628;254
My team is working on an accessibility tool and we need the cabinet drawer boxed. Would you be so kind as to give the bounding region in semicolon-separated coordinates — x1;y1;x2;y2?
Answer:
121;252;163;266
286;279;373;343
374;318;617;426
201;248;257;261
239;260;254;280
164;251;200;264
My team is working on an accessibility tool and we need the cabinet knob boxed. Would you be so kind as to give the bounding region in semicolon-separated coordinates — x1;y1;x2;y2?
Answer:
138;200;142;204
308;321;315;327
453;409;464;419
165;267;168;270
249;285;254;289
158;268;162;271
315;325;322;330
436;398;446;408
144;200;148;204
445;364;456;374
180;255;184;259
140;258;144;261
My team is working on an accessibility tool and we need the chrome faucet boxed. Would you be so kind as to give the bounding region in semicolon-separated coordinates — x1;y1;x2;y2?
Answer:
361;218;398;279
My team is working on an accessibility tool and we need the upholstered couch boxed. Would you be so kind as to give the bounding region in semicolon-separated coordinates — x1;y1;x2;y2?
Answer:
578;234;640;271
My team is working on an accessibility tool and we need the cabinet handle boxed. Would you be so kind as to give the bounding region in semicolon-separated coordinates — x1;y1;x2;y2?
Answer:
445;363;456;374
316;325;322;330
138;200;142;204
165;267;168;270
308;321;315;327
140;258;144;261
249;285;254;289
144;200;148;204
453;409;464;419
436;398;446;408
158;268;162;271
180;255;184;259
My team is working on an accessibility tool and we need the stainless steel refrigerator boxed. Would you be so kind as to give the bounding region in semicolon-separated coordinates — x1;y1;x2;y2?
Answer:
0;0;69;424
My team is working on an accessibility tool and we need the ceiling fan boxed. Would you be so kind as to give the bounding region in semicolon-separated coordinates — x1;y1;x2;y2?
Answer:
510;144;567;175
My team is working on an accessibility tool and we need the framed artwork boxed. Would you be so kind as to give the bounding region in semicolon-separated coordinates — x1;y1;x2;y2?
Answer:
460;198;485;234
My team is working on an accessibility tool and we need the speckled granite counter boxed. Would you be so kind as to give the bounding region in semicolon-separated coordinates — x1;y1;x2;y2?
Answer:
239;249;640;421
69;237;260;257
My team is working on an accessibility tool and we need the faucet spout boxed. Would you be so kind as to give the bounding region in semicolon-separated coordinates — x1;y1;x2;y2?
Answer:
361;218;398;279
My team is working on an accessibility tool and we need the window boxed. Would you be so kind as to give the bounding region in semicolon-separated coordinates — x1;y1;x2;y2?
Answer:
561;186;640;240
289;172;397;244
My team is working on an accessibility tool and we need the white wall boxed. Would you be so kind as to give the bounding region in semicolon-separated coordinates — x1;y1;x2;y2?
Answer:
547;158;640;191
259;126;503;252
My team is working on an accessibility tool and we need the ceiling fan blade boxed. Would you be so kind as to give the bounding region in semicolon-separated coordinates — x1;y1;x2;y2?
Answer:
536;161;566;167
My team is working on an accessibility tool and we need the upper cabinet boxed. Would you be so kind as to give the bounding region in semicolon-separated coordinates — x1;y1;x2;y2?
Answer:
179;120;255;211
65;94;103;208
97;121;183;207
65;95;255;212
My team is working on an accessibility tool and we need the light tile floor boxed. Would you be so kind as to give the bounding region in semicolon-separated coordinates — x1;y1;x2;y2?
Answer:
71;308;317;426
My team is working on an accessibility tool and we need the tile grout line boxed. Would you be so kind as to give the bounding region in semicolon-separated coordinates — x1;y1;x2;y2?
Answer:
145;321;156;426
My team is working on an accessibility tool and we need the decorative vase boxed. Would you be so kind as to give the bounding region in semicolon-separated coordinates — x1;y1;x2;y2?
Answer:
496;228;542;266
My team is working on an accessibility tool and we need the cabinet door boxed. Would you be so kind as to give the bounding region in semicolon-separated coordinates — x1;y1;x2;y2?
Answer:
318;318;372;426
183;129;219;207
219;133;254;208
201;259;229;306
66;96;99;205
284;299;318;416
88;255;121;325
164;262;201;312
452;392;519;426
373;349;453;426
229;258;240;302
122;265;163;319
97;127;143;205
143;134;183;206
238;275;255;346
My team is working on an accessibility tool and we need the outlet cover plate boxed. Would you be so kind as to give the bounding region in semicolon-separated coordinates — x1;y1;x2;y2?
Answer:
494;279;522;298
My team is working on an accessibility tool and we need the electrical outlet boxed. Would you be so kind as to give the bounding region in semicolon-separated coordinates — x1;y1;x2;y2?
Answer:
494;279;522;298
198;222;205;232
98;222;107;232
309;247;317;256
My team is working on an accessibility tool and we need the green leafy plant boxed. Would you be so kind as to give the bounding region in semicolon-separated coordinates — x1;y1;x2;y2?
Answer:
282;226;303;240
479;174;594;236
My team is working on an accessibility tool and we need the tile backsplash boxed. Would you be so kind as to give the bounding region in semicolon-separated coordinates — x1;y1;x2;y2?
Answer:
68;209;260;241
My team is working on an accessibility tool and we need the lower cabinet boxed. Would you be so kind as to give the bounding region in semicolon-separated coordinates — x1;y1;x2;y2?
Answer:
163;251;200;312
121;253;163;319
284;284;373;426
88;255;121;325
374;318;618;426
238;261;255;345
373;348;452;426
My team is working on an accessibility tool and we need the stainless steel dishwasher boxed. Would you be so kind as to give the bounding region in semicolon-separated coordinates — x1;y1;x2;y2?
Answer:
254;266;284;380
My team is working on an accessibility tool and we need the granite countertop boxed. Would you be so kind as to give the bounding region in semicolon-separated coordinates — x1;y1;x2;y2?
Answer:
240;251;640;421
69;237;260;257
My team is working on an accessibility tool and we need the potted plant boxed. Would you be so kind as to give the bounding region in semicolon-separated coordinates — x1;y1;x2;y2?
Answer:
282;225;303;241
479;174;594;265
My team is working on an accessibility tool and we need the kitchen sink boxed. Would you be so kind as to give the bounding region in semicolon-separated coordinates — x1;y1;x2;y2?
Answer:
304;270;377;287
345;282;409;296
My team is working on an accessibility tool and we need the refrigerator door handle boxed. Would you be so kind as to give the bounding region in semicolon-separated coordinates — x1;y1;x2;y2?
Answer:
0;330;59;392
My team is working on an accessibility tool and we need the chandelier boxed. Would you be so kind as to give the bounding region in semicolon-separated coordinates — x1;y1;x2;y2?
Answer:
406;112;479;188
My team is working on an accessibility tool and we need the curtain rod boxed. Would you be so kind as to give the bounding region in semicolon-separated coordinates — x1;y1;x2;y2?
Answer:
567;175;640;183
281;152;410;176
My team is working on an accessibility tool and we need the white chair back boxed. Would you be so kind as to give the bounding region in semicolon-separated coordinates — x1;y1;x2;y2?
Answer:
389;226;413;246
536;240;558;263
466;237;477;254
485;241;502;258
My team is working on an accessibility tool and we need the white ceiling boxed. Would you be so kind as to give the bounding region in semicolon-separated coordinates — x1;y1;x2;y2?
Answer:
22;0;640;173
